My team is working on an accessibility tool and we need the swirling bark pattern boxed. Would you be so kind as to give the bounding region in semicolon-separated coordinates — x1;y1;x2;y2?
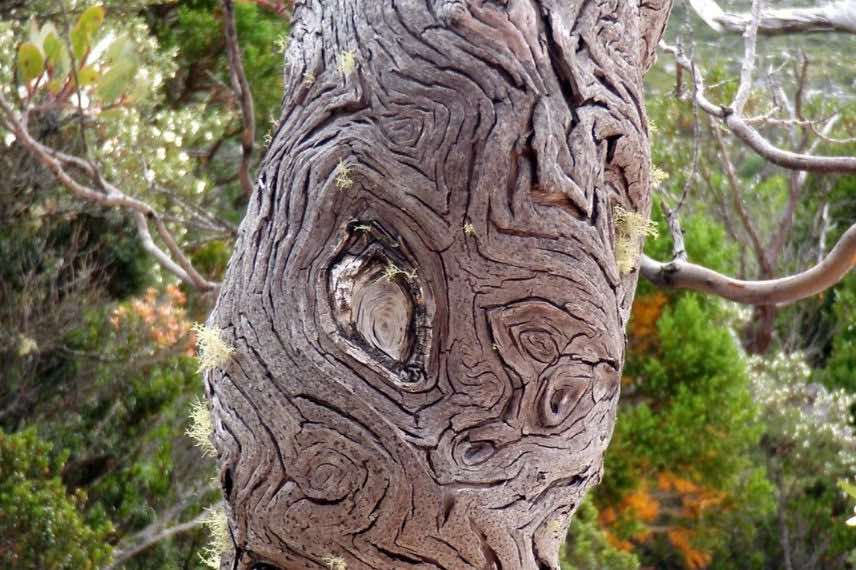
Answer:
207;1;672;568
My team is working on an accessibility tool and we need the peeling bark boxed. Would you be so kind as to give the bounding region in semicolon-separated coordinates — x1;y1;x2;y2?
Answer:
207;1;672;568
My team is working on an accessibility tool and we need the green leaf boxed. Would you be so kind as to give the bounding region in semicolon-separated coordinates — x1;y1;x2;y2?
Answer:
70;5;105;60
17;42;45;83
104;35;133;64
78;65;100;86
70;27;86;61
42;32;63;65
42;31;70;80
46;78;64;95
838;479;856;499
95;58;138;103
76;5;106;35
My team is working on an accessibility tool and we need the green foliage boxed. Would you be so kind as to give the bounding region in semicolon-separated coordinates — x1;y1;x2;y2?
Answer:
606;293;764;486
17;41;44;82
16;6;145;105
153;0;289;133
561;498;640;570
71;5;106;59
0;429;112;569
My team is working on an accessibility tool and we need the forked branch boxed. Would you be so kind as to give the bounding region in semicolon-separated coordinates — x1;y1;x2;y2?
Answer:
641;223;856;305
659;38;856;173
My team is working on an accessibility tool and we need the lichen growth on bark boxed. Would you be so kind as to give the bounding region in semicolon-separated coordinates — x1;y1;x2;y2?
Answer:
614;205;658;274
199;505;230;569
186;397;216;458
334;160;353;190
193;323;234;372
383;261;416;282
322;555;347;570
337;49;356;76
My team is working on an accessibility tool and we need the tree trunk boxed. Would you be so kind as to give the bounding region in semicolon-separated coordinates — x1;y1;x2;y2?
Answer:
207;1;672;568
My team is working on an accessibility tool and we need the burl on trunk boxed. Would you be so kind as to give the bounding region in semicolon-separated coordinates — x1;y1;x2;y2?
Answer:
207;1;672;568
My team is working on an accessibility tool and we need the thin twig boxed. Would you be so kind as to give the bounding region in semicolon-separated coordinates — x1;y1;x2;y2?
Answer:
222;0;256;198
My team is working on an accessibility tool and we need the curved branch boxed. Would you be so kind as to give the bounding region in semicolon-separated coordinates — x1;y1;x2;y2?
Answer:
0;93;219;292
689;0;856;35
640;224;856;305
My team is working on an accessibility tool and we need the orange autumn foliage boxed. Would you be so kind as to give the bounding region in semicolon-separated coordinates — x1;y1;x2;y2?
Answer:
668;528;712;570
599;471;726;568
110;285;193;352
629;291;669;352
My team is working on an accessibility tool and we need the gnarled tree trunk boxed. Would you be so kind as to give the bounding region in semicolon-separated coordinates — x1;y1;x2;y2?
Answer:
207;1;672;568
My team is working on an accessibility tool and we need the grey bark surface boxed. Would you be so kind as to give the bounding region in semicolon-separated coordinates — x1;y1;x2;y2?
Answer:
206;1;672;568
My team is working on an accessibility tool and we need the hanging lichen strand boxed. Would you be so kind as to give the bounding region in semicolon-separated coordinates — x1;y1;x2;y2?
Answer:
205;1;673;568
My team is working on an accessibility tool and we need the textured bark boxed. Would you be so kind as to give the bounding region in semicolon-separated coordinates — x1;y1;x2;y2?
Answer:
207;1;672;568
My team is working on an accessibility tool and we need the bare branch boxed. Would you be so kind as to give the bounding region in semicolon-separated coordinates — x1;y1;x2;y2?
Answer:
733;0;764;115
660;41;856;173
222;0;256;199
103;509;212;570
641;224;856;305
711;122;771;274
689;0;856;35
660;197;688;262
0;94;219;292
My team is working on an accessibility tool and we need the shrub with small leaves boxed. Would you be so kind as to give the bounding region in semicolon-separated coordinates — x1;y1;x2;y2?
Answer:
0;429;113;569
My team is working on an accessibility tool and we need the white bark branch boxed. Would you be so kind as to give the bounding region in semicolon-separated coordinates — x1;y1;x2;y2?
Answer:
660;41;856;173
641;223;856;305
689;0;856;35
0;93;220;292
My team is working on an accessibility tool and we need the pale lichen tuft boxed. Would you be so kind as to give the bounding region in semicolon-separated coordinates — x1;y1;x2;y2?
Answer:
337;49;356;76
651;165;669;190
334;160;353;190
193;323;234;372
322;555;347;570
199;504;230;569
463;222;476;237
614;205;658;274
383;261;416;283
186;397;217;458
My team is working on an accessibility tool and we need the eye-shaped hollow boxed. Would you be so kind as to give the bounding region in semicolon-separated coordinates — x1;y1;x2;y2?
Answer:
352;270;414;361
331;252;415;363
536;358;592;428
